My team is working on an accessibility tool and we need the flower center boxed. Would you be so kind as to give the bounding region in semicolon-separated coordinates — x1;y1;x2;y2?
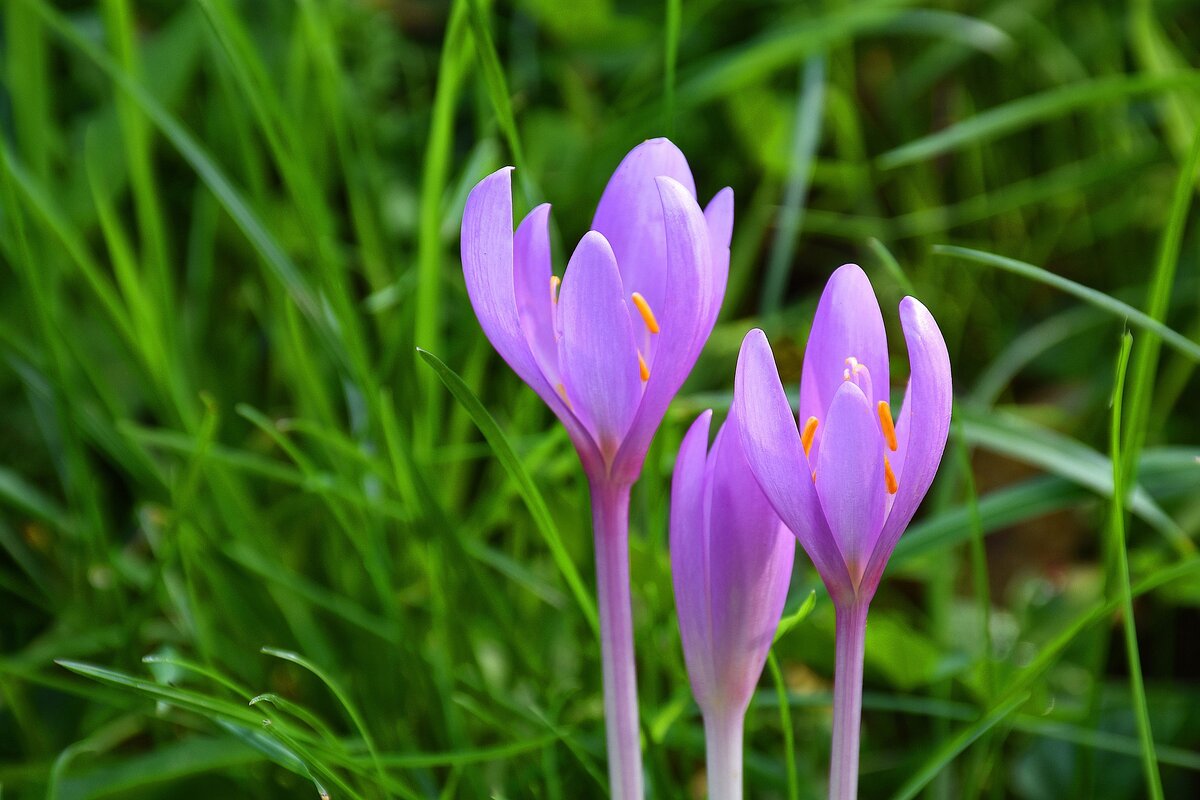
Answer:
810;355;899;495
631;291;659;383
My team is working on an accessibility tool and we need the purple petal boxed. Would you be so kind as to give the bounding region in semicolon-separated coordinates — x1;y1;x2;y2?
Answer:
611;176;713;480
705;409;795;712
557;231;644;462
884;381;912;519
670;410;717;707
814;381;887;587
733;329;855;602
462;169;601;470
702;188;734;336
799;265;889;464
514;203;559;385
862;297;952;593
592;138;697;320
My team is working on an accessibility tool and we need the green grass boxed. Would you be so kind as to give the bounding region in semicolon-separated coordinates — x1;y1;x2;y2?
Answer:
2;1;1200;798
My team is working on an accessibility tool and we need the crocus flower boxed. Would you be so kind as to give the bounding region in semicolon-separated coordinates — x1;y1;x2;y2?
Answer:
733;264;951;800
461;138;732;800
671;408;794;800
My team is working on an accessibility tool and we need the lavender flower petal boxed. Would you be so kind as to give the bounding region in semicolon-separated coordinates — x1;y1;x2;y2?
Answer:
814;381;887;588
612;176;714;480
799;264;889;464
734;329;855;602
514;203;560;386
863;296;952;591
706;410;795;712
592;137;697;319
558;231;644;462
670;411;717;707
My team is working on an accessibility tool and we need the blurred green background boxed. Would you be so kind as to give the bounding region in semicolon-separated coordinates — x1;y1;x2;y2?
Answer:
2;0;1199;797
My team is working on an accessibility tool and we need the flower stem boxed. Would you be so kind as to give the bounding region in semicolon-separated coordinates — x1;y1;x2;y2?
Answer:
829;601;869;800
590;480;643;800
704;708;745;800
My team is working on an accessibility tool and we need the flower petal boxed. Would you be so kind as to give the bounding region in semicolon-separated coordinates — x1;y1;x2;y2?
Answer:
592;137;697;320
513;203;560;385
799;264;889;463
705;408;795;713
462;169;600;469
702;187;734;335
733;329;855;601
670;410;716;708
862;296;952;593
611;176;713;480
815;381;887;587
557;231;644;462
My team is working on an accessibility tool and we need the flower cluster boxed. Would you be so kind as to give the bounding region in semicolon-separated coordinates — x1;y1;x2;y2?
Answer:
461;139;951;800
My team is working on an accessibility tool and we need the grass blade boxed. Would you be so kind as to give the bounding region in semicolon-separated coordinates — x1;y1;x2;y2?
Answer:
761;55;825;315
878;71;1200;169
1108;332;1165;799
417;348;600;637
889;690;1029;800
932;245;1200;362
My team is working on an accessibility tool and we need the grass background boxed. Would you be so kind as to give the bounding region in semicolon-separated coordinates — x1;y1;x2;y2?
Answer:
1;0;1199;797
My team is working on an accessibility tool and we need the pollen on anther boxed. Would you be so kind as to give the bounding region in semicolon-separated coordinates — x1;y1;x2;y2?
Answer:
637;352;650;382
631;292;660;334
801;416;819;457
878;401;898;451
556;382;569;404
550;275;561;304
884;456;898;494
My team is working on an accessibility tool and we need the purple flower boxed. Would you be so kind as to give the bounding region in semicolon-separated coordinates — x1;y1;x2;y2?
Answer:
461;138;732;484
461;138;732;800
732;264;951;799
733;264;951;606
671;408;795;799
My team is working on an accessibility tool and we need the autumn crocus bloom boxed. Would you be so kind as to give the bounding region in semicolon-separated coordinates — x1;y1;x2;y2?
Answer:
671;408;794;800
461;139;731;799
733;265;951;800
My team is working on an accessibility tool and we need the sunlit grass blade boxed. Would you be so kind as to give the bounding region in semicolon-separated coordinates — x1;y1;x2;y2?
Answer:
761;55;825;315
417;347;600;636
773;589;817;644
1120;129;1200;479
767;652;800;800
958;408;1189;551
932;245;1200;362
888;690;1029;800
1108;332;1165;799
878;71;1200;168
260;647;391;799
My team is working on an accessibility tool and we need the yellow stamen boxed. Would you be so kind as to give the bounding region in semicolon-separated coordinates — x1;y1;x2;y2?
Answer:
884;456;898;494
638;352;650;382
556;383;569;404
801;416;819;457
844;356;860;370
878;401;897;451
550;275;561;304
631;292;660;334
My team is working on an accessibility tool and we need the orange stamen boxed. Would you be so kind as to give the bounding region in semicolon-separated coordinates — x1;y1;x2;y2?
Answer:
638;352;650;382
801;416;819;457
878;401;897;451
631;292;660;334
556;383;569;404
550;275;561;304
884;456;898;494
